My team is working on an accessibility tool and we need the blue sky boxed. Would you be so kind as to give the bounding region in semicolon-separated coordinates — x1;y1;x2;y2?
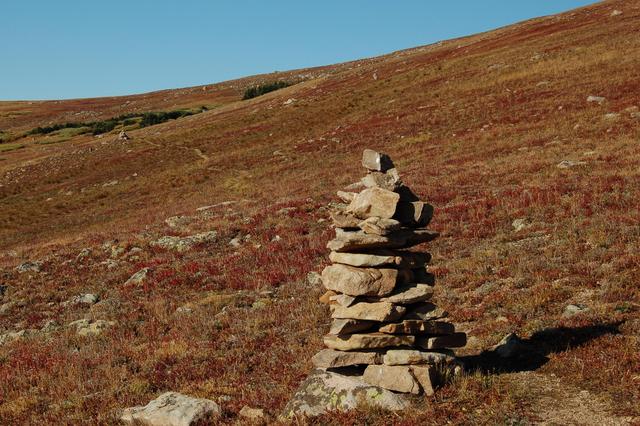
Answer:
1;0;594;100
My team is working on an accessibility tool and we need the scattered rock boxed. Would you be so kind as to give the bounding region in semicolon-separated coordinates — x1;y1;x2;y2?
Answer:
603;113;620;121
76;248;92;261
239;406;266;421
512;218;531;232
165;216;192;228
69;319;115;337
63;293;99;307
611;9;622;17
0;329;38;346
563;304;589;317
491;333;524;358
557;160;587;169
121;392;221;426
282;369;409;418
151;231;217;252
587;95;605;104
16;261;42;273
125;268;151;286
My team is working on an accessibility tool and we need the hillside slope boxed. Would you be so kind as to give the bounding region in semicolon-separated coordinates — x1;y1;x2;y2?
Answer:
1;0;639;424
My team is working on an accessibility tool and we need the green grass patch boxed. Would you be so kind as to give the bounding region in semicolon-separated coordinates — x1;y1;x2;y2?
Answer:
26;108;204;137
0;143;25;152
35;136;71;145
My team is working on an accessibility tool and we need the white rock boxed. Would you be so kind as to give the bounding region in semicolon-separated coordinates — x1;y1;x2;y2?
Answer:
121;392;221;426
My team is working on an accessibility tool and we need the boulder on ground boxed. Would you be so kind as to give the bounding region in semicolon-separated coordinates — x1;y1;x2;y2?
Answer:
121;392;220;426
282;369;409;418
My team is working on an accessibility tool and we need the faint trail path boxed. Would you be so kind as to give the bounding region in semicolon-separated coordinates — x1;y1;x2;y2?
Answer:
507;372;635;425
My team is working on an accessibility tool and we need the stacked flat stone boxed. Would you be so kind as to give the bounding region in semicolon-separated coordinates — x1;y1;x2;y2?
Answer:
313;149;466;396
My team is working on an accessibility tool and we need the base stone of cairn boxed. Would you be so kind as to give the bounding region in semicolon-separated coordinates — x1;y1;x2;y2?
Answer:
286;149;466;418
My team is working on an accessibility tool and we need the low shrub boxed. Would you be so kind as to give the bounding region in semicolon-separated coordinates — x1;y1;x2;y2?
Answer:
242;81;292;100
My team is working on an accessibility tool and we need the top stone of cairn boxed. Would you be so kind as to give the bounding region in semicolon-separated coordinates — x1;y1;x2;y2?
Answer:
362;149;395;173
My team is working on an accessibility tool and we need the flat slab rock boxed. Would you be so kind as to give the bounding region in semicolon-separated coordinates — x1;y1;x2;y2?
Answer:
324;333;415;351
282;369;409;418
328;228;439;252
331;301;406;322
329;250;430;268
312;349;382;368
121;392;220;426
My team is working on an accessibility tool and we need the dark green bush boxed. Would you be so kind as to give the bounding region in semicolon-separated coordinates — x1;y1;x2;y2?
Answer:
242;81;292;100
139;110;195;128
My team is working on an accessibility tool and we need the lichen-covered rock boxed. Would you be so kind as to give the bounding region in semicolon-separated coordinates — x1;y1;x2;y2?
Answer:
121;392;220;426
150;231;217;252
282;369;409;418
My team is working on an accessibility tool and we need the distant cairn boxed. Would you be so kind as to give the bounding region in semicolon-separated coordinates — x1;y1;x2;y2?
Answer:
314;149;466;395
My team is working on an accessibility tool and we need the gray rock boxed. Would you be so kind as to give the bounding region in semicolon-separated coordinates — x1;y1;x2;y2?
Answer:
125;268;151;286
76;248;92;261
563;304;589;317
282;369;409;418
557;160;587;169
70;319;116;337
491;333;524;358
512;218;531;232
16;261;42;273
151;231;217;252
121;392;220;426
165;216;192;228
587;95;605;104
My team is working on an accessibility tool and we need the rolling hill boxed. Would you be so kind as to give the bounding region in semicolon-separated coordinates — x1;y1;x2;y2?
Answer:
0;0;638;424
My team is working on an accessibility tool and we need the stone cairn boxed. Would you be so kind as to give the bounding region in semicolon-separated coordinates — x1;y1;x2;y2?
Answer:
313;149;466;396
